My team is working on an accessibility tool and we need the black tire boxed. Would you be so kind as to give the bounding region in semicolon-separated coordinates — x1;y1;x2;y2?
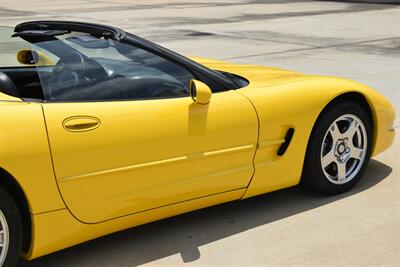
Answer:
0;187;23;267
302;101;372;194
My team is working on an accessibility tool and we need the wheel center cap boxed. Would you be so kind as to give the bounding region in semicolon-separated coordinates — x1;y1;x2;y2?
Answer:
335;138;350;163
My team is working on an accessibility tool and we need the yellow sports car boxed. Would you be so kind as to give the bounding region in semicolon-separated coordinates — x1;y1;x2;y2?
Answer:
0;21;395;266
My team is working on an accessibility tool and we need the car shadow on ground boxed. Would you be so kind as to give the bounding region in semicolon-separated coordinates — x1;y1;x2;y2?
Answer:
20;159;392;266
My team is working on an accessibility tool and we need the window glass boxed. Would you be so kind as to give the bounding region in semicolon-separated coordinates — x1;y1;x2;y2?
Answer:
30;32;194;101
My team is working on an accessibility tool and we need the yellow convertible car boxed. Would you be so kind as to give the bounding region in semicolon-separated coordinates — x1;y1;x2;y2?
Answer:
0;21;395;266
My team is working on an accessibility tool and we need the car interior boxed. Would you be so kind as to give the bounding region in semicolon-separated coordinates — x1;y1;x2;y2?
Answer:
0;68;45;100
0;55;191;102
0;30;194;102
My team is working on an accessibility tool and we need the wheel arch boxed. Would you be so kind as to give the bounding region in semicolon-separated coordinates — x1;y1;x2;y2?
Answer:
313;91;375;153
300;91;375;184
0;167;32;253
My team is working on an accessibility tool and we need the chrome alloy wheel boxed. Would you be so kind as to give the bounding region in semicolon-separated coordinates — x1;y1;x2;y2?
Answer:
321;114;368;184
0;210;9;266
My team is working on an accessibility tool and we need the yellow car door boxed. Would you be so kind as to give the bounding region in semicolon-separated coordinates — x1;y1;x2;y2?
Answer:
43;91;257;223
30;31;258;223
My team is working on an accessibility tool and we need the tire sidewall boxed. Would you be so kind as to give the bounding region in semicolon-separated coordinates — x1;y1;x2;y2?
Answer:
0;187;22;267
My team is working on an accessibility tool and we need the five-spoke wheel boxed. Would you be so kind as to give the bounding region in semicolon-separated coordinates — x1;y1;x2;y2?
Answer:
321;114;368;184
303;101;372;194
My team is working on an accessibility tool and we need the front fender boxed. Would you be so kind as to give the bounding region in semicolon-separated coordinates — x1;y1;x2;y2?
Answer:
236;76;395;198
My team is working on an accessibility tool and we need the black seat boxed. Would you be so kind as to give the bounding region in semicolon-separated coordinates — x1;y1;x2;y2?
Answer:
0;71;20;98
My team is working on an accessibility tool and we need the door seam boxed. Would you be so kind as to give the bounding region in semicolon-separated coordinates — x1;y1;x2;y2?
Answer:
234;91;261;199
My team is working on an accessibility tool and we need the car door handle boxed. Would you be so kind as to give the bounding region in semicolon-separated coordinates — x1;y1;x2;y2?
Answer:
63;116;101;132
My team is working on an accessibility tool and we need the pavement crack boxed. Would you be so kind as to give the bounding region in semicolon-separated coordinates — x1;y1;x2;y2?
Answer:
223;37;400;59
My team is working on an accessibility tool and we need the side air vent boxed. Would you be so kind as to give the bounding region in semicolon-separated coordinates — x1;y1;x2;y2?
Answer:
277;128;295;156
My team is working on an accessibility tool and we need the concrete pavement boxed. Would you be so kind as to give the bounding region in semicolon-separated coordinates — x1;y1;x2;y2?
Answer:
0;0;398;266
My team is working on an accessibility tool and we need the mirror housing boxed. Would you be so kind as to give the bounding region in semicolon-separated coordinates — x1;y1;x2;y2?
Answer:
17;49;54;66
190;79;212;105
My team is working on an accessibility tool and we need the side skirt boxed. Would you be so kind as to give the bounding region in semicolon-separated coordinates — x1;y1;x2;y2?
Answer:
23;188;245;260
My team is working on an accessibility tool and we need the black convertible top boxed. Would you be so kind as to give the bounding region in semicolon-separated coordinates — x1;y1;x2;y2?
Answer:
15;21;126;40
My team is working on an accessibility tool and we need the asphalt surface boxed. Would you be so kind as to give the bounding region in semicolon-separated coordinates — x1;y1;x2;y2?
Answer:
0;1;399;266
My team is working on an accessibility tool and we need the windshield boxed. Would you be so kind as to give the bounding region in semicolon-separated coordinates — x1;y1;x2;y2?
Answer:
15;31;196;101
